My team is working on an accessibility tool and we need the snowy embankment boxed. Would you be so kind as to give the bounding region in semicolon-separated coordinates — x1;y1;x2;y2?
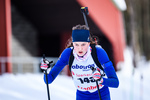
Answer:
0;73;76;100
0;47;150;100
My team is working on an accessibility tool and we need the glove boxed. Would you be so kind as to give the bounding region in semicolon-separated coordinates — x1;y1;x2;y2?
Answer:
40;58;51;74
92;67;103;83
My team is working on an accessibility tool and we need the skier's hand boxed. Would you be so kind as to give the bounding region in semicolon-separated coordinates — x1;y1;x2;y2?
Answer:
92;67;103;83
40;58;53;74
40;58;50;70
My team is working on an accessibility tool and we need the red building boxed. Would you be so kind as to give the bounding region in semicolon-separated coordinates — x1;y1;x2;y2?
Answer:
0;0;126;74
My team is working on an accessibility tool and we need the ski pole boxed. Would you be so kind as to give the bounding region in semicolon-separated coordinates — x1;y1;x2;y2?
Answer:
91;66;102;100
96;80;102;100
81;7;89;27
44;69;50;100
43;54;51;100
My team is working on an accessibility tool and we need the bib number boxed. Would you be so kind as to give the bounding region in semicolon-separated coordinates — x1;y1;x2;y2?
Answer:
77;77;96;84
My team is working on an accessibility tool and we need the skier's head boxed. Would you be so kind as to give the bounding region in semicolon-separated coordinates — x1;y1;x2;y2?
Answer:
72;25;90;56
66;25;97;56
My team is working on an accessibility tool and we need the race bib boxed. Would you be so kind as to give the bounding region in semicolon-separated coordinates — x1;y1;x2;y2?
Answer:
71;55;105;93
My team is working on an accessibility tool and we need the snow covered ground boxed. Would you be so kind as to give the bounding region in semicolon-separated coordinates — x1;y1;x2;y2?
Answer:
0;47;150;100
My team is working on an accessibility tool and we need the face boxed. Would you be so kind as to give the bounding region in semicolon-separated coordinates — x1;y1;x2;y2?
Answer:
73;42;90;56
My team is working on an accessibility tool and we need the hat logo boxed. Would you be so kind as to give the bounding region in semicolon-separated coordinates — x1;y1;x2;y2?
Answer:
87;37;90;41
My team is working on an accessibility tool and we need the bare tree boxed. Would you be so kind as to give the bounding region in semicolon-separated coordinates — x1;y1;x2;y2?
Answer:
124;0;150;67
142;0;150;60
